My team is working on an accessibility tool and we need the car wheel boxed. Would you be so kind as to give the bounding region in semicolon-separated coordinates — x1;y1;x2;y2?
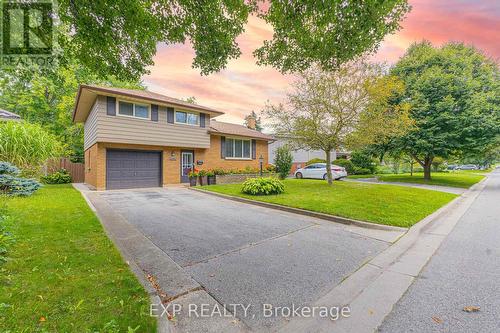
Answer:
296;172;303;179
323;173;327;180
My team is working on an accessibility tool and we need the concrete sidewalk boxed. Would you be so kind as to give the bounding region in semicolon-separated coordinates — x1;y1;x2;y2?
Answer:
343;178;466;194
379;169;500;332
279;176;487;332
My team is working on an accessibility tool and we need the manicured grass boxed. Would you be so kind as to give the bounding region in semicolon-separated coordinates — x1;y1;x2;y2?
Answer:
377;172;484;188
0;185;156;332
346;174;377;179
202;179;457;228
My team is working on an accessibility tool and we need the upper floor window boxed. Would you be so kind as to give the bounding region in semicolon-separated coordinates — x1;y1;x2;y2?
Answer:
175;111;199;125
226;138;251;159
118;100;150;119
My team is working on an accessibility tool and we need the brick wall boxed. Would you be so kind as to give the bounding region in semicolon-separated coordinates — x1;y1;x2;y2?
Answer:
83;135;270;190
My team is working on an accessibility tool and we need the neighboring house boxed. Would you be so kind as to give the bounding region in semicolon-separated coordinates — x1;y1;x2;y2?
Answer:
269;136;350;174
0;109;21;121
73;85;273;190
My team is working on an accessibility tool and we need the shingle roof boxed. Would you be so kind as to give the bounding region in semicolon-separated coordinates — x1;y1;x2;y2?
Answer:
0;109;21;119
209;120;273;141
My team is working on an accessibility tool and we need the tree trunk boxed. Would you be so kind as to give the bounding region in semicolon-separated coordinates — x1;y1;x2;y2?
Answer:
325;149;333;186
410;160;413;176
423;155;433;180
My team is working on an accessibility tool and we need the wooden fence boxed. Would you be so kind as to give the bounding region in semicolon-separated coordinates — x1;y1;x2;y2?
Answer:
46;158;85;183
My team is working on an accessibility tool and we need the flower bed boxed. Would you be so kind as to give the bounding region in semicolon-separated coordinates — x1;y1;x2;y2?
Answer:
215;173;277;185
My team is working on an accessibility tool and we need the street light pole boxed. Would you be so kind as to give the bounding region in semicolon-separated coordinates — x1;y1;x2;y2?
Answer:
259;155;264;176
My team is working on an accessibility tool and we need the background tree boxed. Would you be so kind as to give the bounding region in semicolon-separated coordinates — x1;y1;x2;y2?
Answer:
0;62;143;159
274;145;293;179
55;1;410;79
244;111;263;132
388;42;500;180
263;61;409;185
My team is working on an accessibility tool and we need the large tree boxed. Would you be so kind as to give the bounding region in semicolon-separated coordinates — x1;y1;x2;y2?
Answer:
56;1;410;79
263;62;411;185
0;62;143;159
389;41;500;180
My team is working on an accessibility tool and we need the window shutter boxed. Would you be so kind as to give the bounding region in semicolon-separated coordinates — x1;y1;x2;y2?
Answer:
106;96;116;116
252;139;257;159
167;107;174;123
151;104;158;121
200;113;206;128
221;136;226;159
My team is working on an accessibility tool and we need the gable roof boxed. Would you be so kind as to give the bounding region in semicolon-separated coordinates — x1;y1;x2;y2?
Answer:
209;120;273;141
0;109;21;120
73;84;224;122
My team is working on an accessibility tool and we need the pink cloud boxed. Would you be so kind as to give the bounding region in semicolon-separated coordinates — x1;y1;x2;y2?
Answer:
145;0;499;124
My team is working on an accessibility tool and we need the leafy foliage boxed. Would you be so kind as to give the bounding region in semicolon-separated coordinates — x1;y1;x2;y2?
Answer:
264;61;408;185
388;42;500;179
305;158;326;166
334;159;354;174
0;162;41;196
0;122;62;176
274;146;293;179
54;1;409;78
351;150;377;174
241;177;284;195
41;169;72;184
255;1;410;73
0;61;143;159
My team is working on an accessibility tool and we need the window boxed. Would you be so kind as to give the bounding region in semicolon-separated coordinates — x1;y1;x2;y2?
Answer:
118;101;150;119
175;111;199;125
225;137;252;159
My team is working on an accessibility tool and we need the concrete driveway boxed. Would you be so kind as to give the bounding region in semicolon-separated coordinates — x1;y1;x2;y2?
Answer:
97;188;393;331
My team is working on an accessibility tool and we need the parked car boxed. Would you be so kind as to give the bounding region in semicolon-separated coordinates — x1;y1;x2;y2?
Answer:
294;163;347;180
446;164;458;170
457;164;478;170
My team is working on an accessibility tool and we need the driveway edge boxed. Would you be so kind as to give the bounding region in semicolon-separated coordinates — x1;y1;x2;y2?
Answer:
189;187;408;233
73;184;175;333
73;184;249;333
277;176;489;332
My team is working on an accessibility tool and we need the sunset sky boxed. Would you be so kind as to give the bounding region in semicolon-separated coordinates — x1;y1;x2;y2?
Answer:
144;0;500;125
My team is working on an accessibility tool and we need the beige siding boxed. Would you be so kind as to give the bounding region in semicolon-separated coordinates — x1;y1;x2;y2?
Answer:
85;95;211;148
83;100;99;150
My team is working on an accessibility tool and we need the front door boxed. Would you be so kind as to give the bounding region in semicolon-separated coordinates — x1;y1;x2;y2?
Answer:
180;150;194;183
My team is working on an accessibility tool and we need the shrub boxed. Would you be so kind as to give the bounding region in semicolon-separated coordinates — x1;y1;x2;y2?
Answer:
274;146;293;179
305;158;326;166
265;164;276;172
334;159;354;174
353;167;372;175
351;150;377;174
212;168;227;176
0;121;63;176
41;169;72;184
241;177;284;195
0;161;41;196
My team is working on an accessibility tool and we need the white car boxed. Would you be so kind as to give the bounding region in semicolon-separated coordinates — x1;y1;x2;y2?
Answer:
294;163;347;180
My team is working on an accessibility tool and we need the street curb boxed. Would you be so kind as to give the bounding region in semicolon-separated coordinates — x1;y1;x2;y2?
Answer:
278;175;489;333
189;187;408;233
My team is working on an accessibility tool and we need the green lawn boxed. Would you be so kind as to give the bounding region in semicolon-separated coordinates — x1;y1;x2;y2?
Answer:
376;172;484;188
0;185;156;332
202;179;457;228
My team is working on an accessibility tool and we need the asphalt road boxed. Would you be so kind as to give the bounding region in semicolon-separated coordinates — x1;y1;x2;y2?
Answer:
99;188;389;331
379;169;500;332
